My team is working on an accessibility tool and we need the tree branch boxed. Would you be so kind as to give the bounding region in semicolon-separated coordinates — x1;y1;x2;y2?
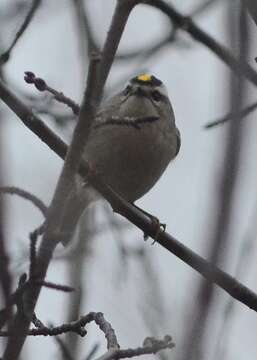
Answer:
24;71;80;115
0;0;42;64
180;5;250;360
94;0;139;99
1;77;257;314
1;53;100;360
204;100;257;129
144;0;257;87
95;336;174;360
0;312;118;342
1;1;139;359
0;186;47;217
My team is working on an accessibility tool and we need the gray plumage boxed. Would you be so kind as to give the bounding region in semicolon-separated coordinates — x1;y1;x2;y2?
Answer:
61;74;180;245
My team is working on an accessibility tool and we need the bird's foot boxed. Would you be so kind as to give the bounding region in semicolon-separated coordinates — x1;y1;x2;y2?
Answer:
143;215;166;244
131;203;166;243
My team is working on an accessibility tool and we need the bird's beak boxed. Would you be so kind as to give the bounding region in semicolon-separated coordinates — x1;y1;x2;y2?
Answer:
132;86;147;98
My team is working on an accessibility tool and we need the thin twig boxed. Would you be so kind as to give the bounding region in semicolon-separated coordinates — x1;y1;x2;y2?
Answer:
24;71;80;115
204;100;257;128
20;90;77;126
0;275;28;321
95;0;139;100
0;312;118;341
2;2;138;358
29;222;45;243
95;336;174;360
0;241;73;329
35;281;74;293
0;274;28;329
29;231;38;279
115;29;176;61
32;313;47;329
71;0;98;58
0;0;42;64
92;312;120;350
144;0;257;87
0;278;73;321
0;186;47;217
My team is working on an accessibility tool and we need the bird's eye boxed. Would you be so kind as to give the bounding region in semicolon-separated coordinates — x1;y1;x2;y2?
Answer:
151;90;162;102
123;85;131;96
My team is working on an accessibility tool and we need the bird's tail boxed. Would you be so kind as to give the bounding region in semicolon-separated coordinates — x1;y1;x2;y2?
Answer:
60;179;97;246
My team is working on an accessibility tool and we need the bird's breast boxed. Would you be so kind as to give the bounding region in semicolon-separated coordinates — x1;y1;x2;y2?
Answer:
84;119;175;202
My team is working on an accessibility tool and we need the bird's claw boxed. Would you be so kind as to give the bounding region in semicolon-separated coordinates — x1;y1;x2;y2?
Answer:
144;216;166;244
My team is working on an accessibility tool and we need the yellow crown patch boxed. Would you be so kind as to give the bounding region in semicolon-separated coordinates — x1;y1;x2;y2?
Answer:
137;74;152;82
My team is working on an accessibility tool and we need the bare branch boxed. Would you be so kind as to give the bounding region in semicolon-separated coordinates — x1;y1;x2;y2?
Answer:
24;71;80;115
0;274;27;330
0;186;47;217
1;315;173;359
31;313;46;329
0;312;118;340
29;231;38;279
95;0;139;99
70;0;98;58
0;79;68;158
0;275;73;330
115;29;176;61
95;336;174;360
92;312;120;350
204;100;257;128
2;1;139;358
144;0;257;87
0;0;42;64
35;281;74;293
181;5;250;360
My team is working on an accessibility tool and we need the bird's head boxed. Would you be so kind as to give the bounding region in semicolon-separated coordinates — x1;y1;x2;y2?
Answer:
118;73;173;120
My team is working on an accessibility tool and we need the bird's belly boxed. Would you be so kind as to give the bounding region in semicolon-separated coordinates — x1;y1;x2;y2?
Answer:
85;124;172;202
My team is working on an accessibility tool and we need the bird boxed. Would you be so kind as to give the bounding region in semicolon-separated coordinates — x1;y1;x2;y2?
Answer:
61;73;181;245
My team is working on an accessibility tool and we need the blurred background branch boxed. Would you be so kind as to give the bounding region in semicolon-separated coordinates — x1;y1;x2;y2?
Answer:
0;0;42;65
180;3;250;360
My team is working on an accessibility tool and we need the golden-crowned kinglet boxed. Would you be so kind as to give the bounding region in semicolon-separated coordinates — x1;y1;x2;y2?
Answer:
61;74;181;245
